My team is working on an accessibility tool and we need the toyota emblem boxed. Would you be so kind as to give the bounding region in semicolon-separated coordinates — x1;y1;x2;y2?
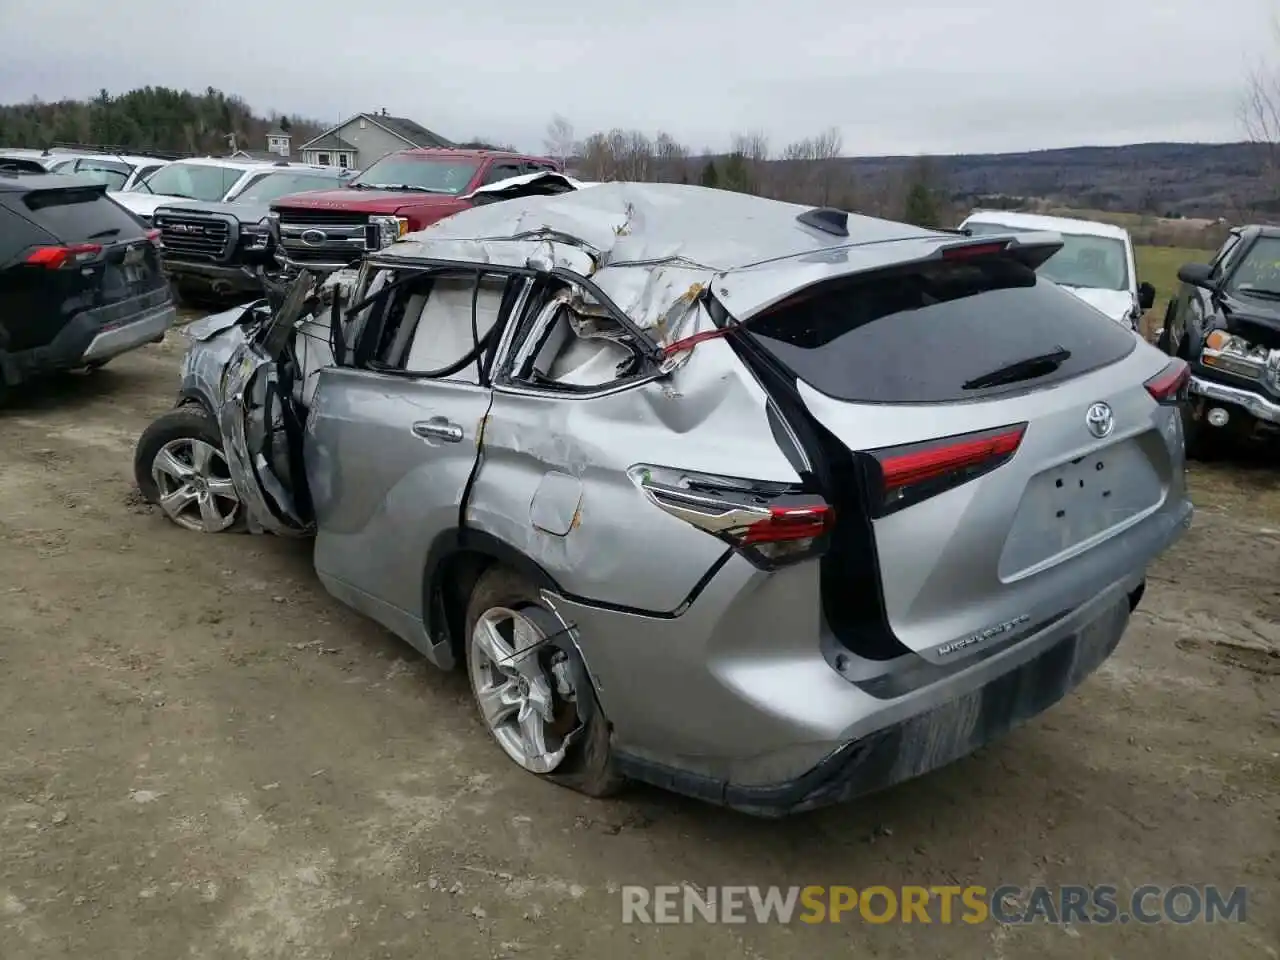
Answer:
1085;402;1114;439
300;229;328;246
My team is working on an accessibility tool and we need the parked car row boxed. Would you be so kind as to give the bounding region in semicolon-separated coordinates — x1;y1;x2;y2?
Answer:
132;182;1192;815
0;144;585;399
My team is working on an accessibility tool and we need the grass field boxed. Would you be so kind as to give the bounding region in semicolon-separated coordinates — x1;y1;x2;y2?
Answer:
1134;244;1215;339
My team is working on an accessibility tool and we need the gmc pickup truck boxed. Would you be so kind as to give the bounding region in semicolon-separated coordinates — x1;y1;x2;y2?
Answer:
268;148;561;273
152;165;352;303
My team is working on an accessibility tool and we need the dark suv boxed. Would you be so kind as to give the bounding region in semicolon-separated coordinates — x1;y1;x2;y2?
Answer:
1160;224;1280;455
0;173;173;399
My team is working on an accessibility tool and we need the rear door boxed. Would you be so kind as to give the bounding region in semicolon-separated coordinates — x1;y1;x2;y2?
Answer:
733;250;1188;662
304;267;520;663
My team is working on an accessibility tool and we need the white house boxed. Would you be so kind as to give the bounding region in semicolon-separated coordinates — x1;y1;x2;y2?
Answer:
266;128;291;157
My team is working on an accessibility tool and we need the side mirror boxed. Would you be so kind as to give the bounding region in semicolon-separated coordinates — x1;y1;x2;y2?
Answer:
1177;262;1215;290
1138;281;1156;310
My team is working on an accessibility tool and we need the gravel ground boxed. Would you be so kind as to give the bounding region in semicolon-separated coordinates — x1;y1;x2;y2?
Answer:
0;332;1276;959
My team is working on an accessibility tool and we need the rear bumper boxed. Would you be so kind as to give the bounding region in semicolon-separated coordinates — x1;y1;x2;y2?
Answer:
163;259;262;294
1189;375;1280;425
80;303;174;363
0;294;174;385
619;589;1133;817
549;495;1192;816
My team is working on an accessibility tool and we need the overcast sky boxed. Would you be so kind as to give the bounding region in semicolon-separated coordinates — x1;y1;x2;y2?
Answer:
1;0;1275;156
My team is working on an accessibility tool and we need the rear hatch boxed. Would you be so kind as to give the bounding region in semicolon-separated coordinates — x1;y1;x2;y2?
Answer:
7;183;168;349
734;248;1185;663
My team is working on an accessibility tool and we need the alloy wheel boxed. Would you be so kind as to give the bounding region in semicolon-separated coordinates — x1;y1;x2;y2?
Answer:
469;606;578;774
151;437;240;533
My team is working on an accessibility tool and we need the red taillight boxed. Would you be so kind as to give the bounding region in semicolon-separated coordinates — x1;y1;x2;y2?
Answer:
942;240;1009;260
1144;358;1190;404
871;423;1026;516
24;243;103;269
739;503;835;545
632;466;834;569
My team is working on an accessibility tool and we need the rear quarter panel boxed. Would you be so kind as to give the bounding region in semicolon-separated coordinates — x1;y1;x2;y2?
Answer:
466;337;802;612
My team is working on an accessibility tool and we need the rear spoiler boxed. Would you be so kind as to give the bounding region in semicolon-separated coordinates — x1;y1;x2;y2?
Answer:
936;230;1064;271
795;208;1062;270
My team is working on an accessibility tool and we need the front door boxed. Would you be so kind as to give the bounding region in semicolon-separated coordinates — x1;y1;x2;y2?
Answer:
305;369;491;665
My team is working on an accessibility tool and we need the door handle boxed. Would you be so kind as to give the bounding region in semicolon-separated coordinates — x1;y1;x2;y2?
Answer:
412;418;464;443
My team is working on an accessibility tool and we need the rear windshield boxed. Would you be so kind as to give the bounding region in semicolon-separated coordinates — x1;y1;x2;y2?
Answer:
745;257;1137;403
22;187;145;242
74;162;131;191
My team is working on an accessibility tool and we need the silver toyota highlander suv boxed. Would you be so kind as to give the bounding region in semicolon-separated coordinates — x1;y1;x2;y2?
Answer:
134;183;1193;816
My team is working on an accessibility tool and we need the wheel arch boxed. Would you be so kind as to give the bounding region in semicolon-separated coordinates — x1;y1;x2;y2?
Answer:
422;528;562;667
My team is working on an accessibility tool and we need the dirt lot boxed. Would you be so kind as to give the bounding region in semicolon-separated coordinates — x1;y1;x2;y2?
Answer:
0;330;1276;960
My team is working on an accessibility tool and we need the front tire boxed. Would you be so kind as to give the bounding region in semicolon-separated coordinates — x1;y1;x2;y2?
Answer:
134;407;243;533
464;568;622;797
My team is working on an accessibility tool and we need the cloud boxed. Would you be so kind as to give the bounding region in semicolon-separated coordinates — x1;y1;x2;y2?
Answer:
0;0;1272;155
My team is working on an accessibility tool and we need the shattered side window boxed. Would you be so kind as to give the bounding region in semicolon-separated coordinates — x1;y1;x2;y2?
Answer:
357;269;514;383
505;285;646;392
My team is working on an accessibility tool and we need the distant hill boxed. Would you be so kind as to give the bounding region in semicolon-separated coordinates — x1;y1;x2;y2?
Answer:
840;142;1271;219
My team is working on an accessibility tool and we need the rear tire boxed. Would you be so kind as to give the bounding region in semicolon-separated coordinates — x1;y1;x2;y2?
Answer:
464;567;622;798
134;407;243;533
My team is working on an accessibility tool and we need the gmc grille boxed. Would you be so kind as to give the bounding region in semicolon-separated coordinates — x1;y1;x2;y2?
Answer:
155;213;233;263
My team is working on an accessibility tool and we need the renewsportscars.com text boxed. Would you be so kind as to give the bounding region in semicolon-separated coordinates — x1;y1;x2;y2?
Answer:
620;884;1248;925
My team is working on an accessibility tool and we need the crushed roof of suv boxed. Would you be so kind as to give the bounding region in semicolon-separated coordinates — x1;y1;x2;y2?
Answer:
382;182;963;348
393;182;938;273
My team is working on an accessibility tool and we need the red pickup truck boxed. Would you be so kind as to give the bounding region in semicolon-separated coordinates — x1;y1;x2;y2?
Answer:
269;148;561;272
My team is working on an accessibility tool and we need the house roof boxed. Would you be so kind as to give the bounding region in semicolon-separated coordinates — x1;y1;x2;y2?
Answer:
267;127;290;138
298;113;453;152
377;114;452;148
302;132;357;152
231;149;284;161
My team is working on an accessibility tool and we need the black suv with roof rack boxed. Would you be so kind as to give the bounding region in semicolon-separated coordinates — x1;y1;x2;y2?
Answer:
0;172;173;400
152;164;353;304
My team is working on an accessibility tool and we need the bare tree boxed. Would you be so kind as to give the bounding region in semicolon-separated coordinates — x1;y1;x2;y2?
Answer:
578;131;615;180
776;127;848;205
732;130;770;163
731;130;771;192
653;131;689;181
544;114;577;165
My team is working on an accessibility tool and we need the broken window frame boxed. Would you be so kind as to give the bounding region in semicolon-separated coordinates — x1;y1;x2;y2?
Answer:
345;258;665;397
494;278;663;397
337;262;530;386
